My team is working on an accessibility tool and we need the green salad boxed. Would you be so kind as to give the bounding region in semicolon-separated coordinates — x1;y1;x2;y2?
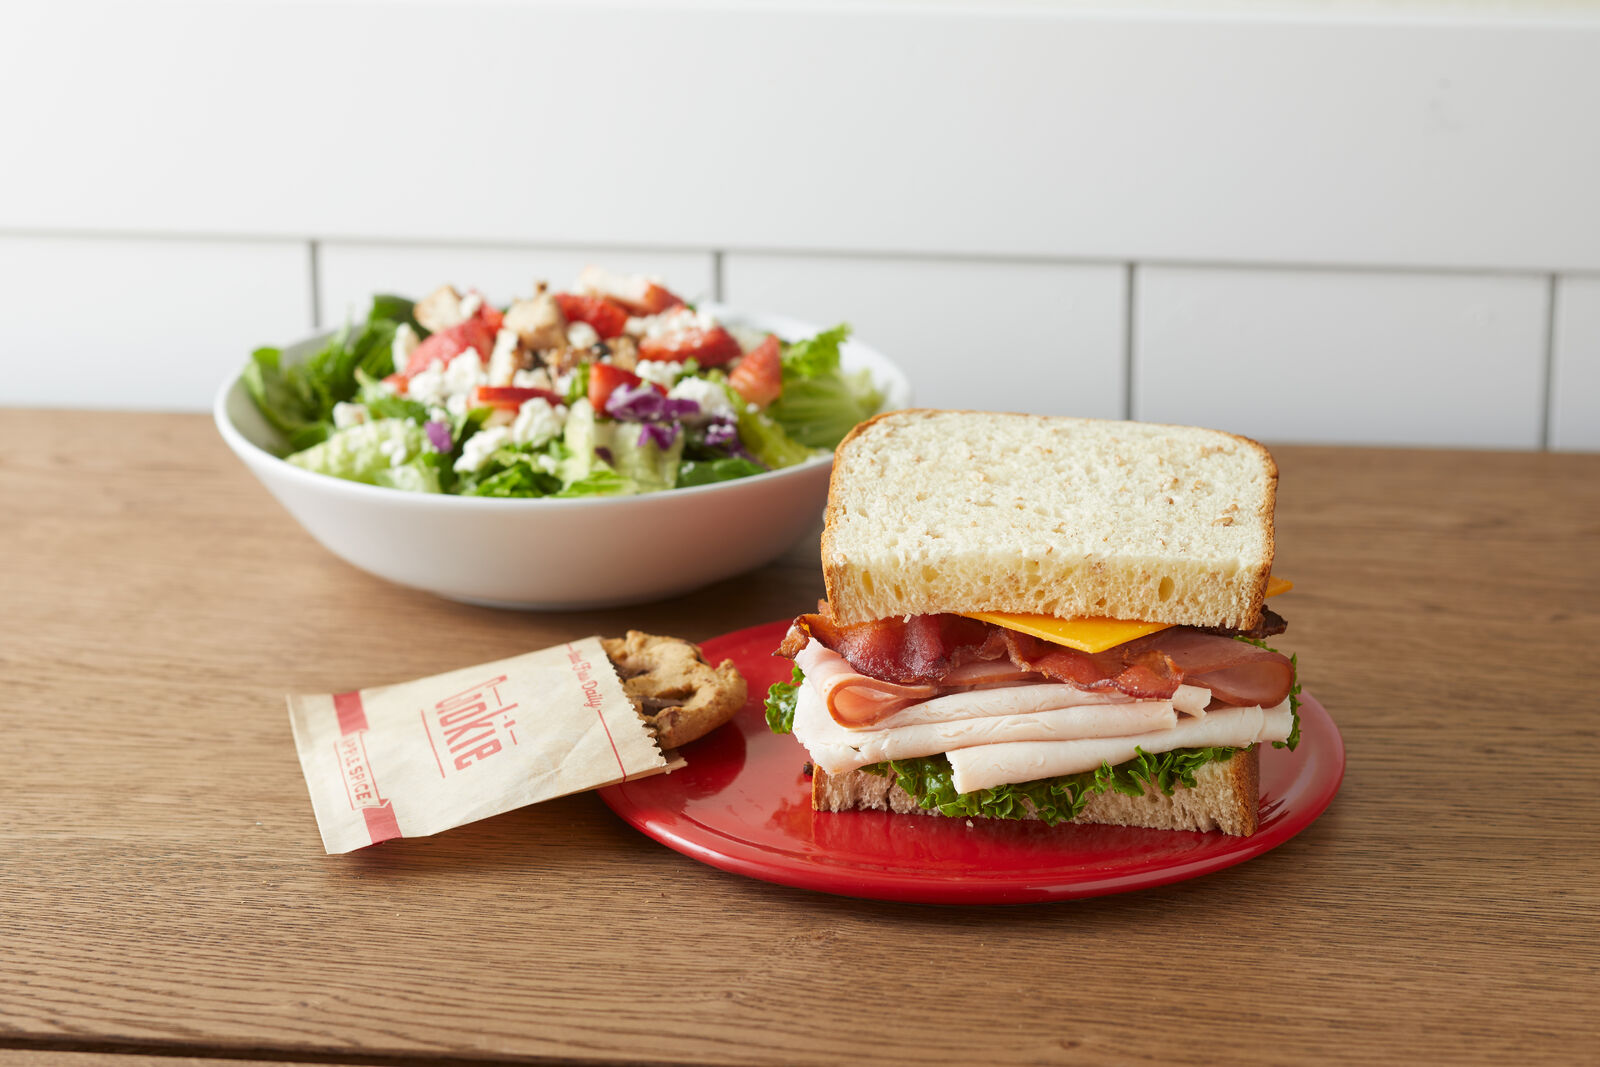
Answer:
243;268;884;497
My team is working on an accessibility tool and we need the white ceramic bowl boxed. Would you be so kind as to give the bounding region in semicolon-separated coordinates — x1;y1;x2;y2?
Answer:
214;306;912;609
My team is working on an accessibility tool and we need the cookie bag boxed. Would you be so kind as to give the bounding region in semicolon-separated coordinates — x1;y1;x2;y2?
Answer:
287;636;686;854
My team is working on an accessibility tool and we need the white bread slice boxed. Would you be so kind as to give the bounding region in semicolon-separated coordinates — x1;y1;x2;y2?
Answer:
821;411;1277;628
812;746;1259;836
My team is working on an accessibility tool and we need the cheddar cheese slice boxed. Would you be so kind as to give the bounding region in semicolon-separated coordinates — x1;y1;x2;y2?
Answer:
963;576;1293;654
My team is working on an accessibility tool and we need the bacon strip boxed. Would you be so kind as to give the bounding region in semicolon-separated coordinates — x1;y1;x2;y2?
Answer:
781;609;1005;686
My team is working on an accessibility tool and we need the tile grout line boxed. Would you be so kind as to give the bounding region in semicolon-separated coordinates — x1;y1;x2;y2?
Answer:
1123;263;1136;421
3;225;1585;279
1540;273;1558;451
309;239;323;330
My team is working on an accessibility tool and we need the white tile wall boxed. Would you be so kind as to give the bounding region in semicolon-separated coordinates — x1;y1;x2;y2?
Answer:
317;245;717;329
724;255;1126;418
5;5;1597;271
0;4;1595;448
1134;267;1549;448
1550;276;1600;451
0;235;311;410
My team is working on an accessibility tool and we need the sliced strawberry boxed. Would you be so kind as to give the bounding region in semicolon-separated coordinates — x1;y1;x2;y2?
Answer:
382;372;409;395
576;266;684;316
727;334;782;408
588;363;664;413
639;323;742;367
403;318;496;377
627;281;683;316
473;385;565;411
554;293;631;340
478;303;505;333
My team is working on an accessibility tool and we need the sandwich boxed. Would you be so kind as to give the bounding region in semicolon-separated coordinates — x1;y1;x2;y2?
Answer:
765;410;1302;836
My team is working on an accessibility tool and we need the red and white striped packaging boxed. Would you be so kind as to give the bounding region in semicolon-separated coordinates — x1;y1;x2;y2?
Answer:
286;636;681;853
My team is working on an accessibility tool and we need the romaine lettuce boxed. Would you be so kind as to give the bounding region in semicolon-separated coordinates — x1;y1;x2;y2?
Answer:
555;465;635;498
560;399;682;492
375;453;445;494
766;323;884;449
736;407;812;470
456;442;564;498
286;418;426;485
676;457;765;487
862;746;1244;826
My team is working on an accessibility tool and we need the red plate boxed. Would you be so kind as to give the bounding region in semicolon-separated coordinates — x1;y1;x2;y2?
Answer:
599;620;1345;904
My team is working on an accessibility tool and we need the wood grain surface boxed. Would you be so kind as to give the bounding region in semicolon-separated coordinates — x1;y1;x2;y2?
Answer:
1;411;1596;1066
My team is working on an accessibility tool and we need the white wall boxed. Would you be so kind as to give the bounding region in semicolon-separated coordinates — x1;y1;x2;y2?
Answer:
1;1;1595;449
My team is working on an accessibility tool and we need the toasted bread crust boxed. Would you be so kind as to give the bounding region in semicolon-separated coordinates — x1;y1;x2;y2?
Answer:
811;746;1260;836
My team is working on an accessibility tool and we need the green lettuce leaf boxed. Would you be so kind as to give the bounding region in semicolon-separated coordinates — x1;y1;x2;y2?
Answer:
1234;635;1302;750
242;346;327;451
285;418;426;485
736;407;812;470
779;323;851;378
555;464;635;498
676;456;765;487
456;442;565;498
767;323;883;449
368;293;423;334
374;452;445;494
861;746;1244;827
764;665;804;734
243;298;413;454
356;369;431;424
565;363;591;406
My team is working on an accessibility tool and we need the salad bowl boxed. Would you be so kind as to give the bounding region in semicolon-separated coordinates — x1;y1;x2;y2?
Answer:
215;306;911;609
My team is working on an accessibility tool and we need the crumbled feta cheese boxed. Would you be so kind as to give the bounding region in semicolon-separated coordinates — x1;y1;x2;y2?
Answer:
454;426;511;473
668;376;736;420
510;398;567;448
443;350;486;396
332;402;368;429
638;305;717;341
445;393;470;418
534;451;560;475
406;362;449;406
377;434;410;468
512;367;554;391
484;406;515;428
553;370;574;397
392;322;420;374
458;292;484;321
486;328;519;387
566;320;600;349
632;360;684;388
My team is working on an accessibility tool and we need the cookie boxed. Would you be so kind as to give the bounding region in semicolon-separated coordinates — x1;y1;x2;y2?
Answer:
601;631;747;749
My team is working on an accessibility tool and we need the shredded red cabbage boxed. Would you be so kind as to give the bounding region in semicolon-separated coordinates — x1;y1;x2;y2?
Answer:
424;420;453;453
605;383;700;422
704;416;762;467
637;422;681;449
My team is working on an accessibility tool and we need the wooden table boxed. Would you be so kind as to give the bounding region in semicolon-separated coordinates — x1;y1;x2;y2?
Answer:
3;410;1596;1066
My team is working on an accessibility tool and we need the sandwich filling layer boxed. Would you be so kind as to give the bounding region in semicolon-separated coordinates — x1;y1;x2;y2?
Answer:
780;607;1294;726
771;609;1303;825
